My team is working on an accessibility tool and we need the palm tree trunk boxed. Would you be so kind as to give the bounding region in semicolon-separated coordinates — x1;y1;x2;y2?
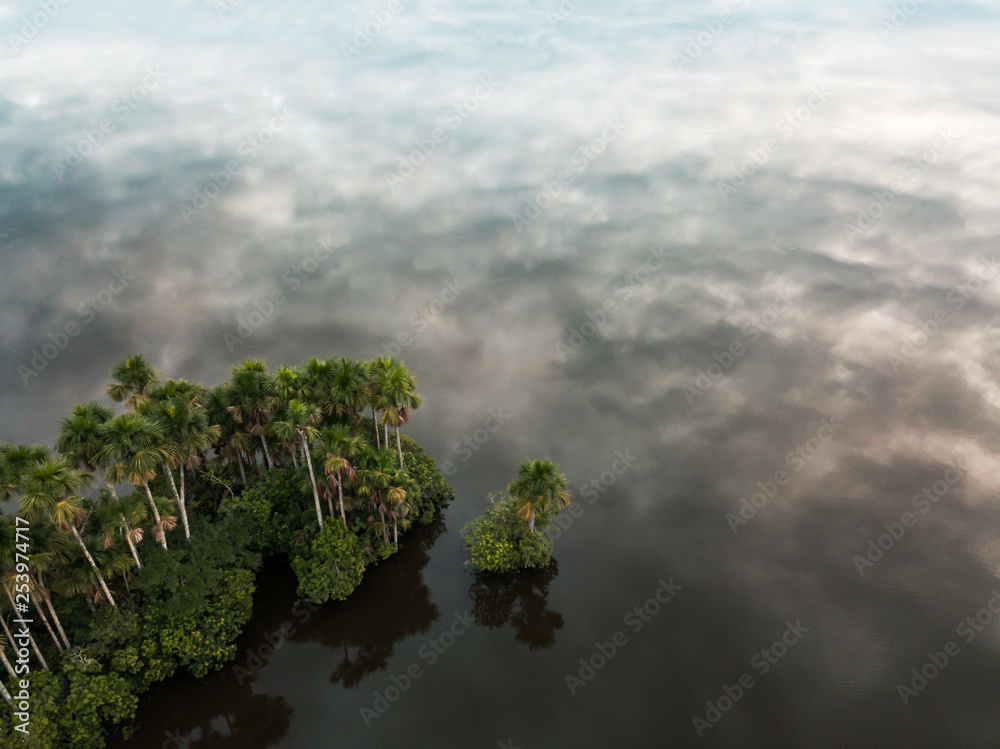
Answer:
43;593;71;650
0;678;11;706
384;423;389;448
378;507;387;543
164;465;190;539
70;526;117;607
31;595;62;652
260;433;274;469
337;475;348;529
393;521;398;544
0;645;16;680
143;482;168;549
395;426;404;468
529;511;535;534
123;519;142;568
236;452;247;483
302;435;323;528
2;586;48;671
291;450;298;469
372;407;381;449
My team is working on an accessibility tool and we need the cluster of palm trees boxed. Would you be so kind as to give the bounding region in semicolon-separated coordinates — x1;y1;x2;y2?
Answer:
0;352;423;680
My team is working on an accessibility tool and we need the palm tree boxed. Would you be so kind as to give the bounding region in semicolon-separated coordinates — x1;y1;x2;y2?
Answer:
227;360;275;469
365;357;397;450
106;353;161;410
56;401;118;498
95;491;148;568
142;398;219;539
96;413;173;549
18;458;118;607
377;361;423;468
330;356;369;421
507;459;571;534
317;425;362;529
206;384;251;483
272;400;324;527
354;447;405;543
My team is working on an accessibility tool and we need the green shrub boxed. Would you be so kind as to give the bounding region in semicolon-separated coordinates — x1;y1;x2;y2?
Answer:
462;494;556;573
291;521;367;604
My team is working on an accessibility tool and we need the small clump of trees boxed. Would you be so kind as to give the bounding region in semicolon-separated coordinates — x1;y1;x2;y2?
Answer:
0;352;452;748
462;459;571;573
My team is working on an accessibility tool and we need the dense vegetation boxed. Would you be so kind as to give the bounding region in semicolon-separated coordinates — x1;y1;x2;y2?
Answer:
462;459;571;573
0;353;453;747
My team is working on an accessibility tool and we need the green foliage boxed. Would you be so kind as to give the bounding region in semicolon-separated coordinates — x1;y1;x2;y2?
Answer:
400;435;454;522
462;493;556;573
219;467;308;555
290;521;366;604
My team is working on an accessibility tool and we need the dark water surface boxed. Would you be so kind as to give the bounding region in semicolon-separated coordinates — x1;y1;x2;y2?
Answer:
4;0;1000;746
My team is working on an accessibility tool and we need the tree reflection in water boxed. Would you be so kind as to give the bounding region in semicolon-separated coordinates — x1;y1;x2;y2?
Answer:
468;561;564;650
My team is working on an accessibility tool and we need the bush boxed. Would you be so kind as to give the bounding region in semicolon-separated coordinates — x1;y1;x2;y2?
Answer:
219;467;308;555
291;521;367;604
462;494;556;573
400;435;454;522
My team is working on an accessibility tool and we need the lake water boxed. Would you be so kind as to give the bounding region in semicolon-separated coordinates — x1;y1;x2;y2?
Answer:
3;0;1000;746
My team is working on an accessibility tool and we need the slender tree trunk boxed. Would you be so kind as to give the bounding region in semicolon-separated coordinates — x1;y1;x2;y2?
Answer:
236;452;247;483
291;450;298;469
372;407;381;449
529;511;535;534
395;426;404;468
2;586;48;671
43;594;71;650
384;423;389;448
378;507;387;543
260;432;274;469
123;519;142;568
302;435;323;528
143;482;168;549
0;646;16;680
393;521;398;544
337;475;348;529
164;465;190;540
71;526;117;606
0;678;11;706
31;595;62;652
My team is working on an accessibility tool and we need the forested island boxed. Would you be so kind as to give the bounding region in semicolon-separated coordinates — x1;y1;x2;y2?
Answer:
0;354;453;747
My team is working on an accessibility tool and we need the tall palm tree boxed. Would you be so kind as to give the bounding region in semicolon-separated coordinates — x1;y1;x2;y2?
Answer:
377;362;423;468
365;357;397;450
354;447;406;543
18;458;118;607
330;356;369;422
96;413;173;549
206;384;251;483
227;360;275;469
142;398;219;539
507;459;571;534
56;401;118;498
272;400;324;527
0;520;64;651
317;424;362;529
106;353;161;410
95;491;148;569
